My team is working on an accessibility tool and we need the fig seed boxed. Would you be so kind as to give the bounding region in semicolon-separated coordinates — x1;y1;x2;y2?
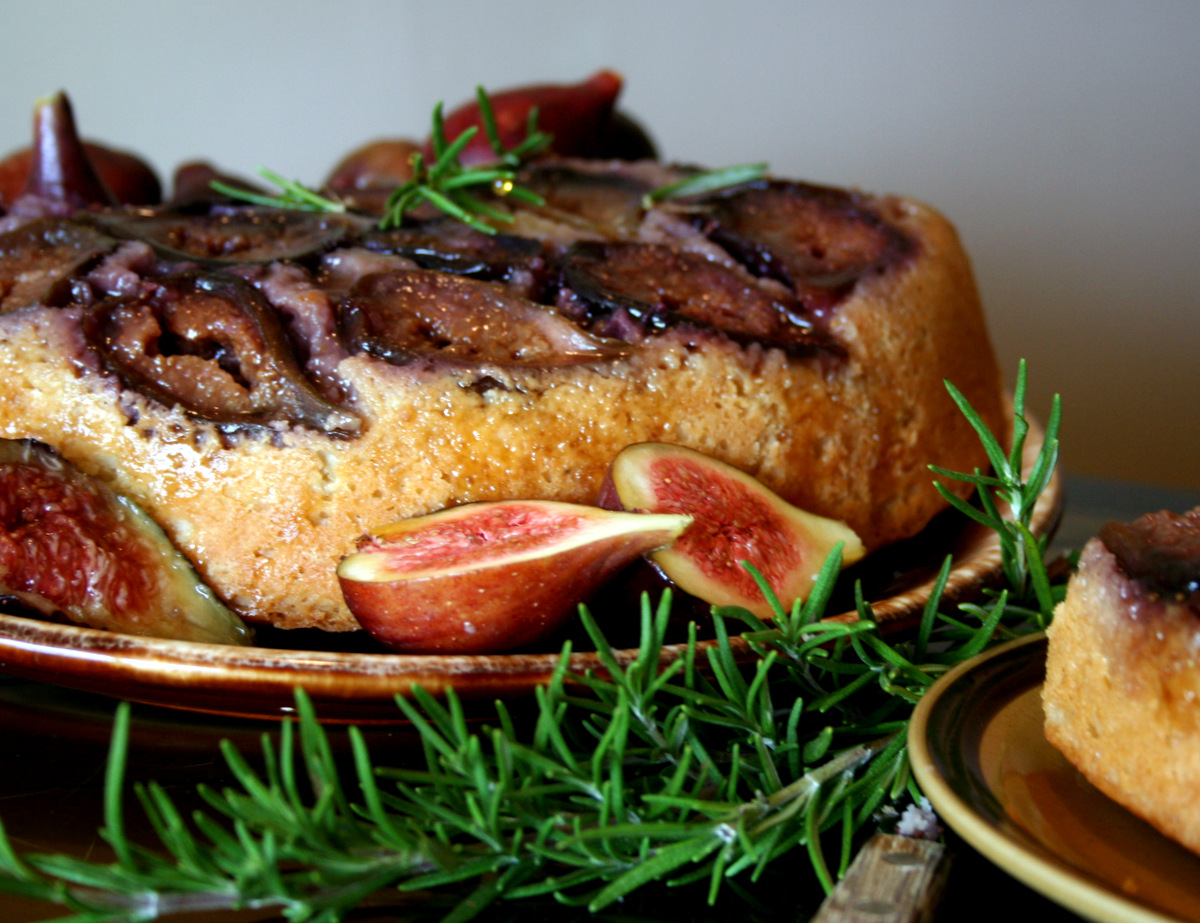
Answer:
601;443;865;618
337;500;690;654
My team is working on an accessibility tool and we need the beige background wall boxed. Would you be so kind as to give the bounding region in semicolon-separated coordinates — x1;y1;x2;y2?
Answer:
2;0;1197;489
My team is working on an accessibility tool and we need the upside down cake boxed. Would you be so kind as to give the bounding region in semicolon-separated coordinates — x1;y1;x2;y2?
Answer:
0;77;1005;634
1045;508;1200;854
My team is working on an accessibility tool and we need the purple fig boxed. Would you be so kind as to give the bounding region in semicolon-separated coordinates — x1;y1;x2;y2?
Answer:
10;92;117;212
0;438;249;644
600;443;865;618
424;71;623;166
337;500;691;654
323;138;423;213
0;139;161;209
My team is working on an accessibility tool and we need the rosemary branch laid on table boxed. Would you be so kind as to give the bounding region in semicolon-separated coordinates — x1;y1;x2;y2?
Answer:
0;364;1064;922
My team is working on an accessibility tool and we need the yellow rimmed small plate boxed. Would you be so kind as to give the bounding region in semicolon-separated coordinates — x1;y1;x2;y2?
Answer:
910;633;1200;923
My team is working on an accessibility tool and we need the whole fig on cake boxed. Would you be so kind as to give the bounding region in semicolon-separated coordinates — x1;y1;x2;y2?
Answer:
599;443;865;618
337;500;691;653
427;70;628;165
0;92;161;211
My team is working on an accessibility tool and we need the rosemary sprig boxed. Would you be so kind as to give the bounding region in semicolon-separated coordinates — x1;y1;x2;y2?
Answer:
379;87;551;234
212;93;767;235
0;368;1064;922
211;87;551;235
930;358;1063;625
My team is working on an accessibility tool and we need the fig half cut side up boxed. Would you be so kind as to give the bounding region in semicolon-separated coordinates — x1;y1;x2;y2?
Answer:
600;443;865;618
0;438;250;645
337;500;692;654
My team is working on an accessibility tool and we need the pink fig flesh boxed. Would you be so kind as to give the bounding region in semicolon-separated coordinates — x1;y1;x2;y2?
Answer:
337;500;691;654
602;443;865;618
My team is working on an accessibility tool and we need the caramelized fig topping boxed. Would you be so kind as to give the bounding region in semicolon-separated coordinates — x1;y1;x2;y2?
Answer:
516;163;651;238
361;218;546;285
561;241;843;355
1100;508;1200;607
83;272;360;434
338;269;629;369
689;180;913;313
93;207;365;266
0;217;118;313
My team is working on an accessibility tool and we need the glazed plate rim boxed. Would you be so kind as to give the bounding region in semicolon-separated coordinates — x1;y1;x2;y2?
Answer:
0;415;1059;722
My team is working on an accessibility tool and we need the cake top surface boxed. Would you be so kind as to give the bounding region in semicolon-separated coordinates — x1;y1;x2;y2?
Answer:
1099;506;1200;607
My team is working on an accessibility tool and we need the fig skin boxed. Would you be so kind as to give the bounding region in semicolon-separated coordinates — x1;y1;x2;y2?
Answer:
0;140;162;208
336;500;691;654
426;71;625;166
0;92;159;212
600;443;865;618
0;438;249;644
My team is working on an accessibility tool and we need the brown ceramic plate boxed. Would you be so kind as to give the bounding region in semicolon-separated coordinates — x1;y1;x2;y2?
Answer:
0;413;1059;723
909;634;1200;923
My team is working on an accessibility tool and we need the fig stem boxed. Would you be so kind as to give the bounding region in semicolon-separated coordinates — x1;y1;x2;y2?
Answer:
23;91;116;208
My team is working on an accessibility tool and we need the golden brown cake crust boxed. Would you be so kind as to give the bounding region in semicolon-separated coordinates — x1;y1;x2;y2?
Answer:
0;191;1003;633
1044;533;1200;854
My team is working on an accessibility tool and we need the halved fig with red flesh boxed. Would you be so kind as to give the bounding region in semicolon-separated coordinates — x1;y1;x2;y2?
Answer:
0;438;249;644
338;269;629;369
600;443;865;618
337;500;691;653
83;272;360;435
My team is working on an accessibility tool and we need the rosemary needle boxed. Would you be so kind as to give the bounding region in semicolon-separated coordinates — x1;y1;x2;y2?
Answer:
210;167;347;213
